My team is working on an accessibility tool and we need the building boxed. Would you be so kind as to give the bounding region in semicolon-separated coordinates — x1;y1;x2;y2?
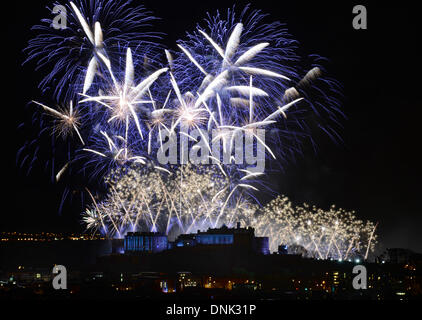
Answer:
383;248;418;264
171;223;270;255
123;223;270;255
124;232;168;253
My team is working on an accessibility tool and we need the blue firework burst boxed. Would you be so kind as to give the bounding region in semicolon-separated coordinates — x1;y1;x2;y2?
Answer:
24;0;161;101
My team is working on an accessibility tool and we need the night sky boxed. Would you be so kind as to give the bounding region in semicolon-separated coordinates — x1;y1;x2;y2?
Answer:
5;1;421;253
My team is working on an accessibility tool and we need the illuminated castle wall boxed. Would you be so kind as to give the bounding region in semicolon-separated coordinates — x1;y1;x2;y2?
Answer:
172;223;270;255
196;233;234;245
124;232;168;253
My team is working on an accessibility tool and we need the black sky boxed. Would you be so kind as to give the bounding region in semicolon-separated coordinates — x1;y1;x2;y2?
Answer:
4;1;422;253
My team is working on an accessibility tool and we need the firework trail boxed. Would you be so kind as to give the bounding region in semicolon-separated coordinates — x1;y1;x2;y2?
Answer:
82;164;257;239
24;0;161;101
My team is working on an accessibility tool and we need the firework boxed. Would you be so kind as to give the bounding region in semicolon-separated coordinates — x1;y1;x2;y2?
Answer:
22;2;341;185
83;164;256;239
21;1;359;259
172;6;342;163
24;0;160;100
31;100;84;145
251;196;378;260
84;166;377;260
